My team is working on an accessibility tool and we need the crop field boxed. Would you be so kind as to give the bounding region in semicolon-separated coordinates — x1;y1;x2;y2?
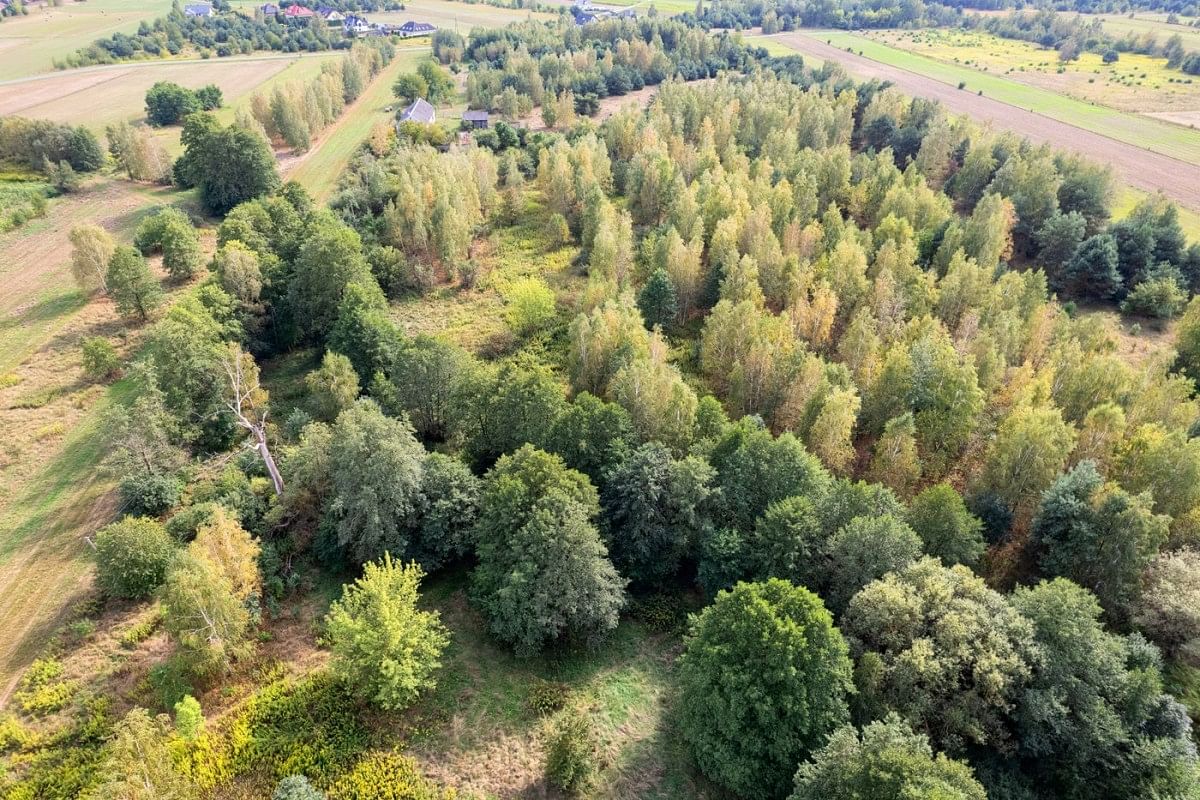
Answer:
775;31;1200;167
0;53;339;133
0;0;172;81
871;28;1200;114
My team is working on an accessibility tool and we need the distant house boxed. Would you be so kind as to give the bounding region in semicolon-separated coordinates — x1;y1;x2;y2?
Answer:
317;5;343;20
284;4;315;19
183;2;214;16
259;2;279;14
463;109;489;130
343;12;372;33
397;20;436;37
398;98;436;125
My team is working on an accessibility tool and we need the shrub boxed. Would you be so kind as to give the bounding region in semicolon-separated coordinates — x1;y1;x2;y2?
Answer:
526;680;570;716
324;556;449;711
80;336;120;382
325;751;454;800
119;470;184;517
274;775;326;800
165;502;223;543
544;708;597;794
93;516;176;599
502;277;556;336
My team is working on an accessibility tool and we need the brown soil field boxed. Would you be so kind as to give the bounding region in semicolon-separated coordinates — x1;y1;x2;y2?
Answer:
0;57;298;129
770;32;1200;211
1145;109;1200;128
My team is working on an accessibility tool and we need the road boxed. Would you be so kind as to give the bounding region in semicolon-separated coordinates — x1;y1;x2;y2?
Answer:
765;32;1200;211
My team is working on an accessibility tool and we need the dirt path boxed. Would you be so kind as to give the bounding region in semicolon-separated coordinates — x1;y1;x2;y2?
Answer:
767;32;1200;211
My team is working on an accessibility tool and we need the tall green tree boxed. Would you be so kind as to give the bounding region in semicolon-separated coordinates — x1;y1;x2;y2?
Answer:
676;579;853;799
107;245;163;322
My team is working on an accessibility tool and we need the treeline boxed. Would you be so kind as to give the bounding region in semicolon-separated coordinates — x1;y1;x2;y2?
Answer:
975;8;1200;73
0;117;105;173
56;0;354;69
247;40;395;152
456;17;757;118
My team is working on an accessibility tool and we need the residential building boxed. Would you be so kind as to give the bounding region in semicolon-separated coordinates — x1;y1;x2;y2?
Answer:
397;98;436;125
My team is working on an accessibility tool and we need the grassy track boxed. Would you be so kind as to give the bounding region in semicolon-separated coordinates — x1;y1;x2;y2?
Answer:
796;30;1200;166
286;48;426;201
0;0;173;81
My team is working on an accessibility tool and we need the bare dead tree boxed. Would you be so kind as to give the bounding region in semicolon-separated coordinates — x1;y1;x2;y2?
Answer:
221;344;284;496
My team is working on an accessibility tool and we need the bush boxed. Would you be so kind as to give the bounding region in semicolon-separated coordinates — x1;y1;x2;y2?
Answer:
526;680;570;716
93;516;176;599
544;708;597;794
274;775;326;800
165;502;223;543
324;556;448;711
325;751;454;800
502;277;556;336
80;336;120;382
119;470;184;516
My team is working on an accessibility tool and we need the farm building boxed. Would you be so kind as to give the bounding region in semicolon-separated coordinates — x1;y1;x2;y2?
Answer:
183;2;214;16
398;98;436;125
284;5;315;19
397;20;436;37
463;110;489;129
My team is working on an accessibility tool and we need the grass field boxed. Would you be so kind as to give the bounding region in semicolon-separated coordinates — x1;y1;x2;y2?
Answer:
366;0;557;31
871;28;1200;114
795;30;1200;166
285;47;428;201
1096;12;1200;50
0;0;173;81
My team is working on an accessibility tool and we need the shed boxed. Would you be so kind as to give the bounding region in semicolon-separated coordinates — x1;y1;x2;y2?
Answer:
462;109;489;129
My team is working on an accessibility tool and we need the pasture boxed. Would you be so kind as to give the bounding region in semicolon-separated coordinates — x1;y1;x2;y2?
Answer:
359;0;557;30
797;31;1200;167
871;28;1200;114
1096;12;1200;50
0;0;172;81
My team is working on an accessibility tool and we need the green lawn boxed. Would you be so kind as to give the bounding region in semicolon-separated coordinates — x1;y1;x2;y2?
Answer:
0;0;174;80
799;30;1200;166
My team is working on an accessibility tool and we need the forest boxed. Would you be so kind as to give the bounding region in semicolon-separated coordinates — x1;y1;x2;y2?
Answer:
7;9;1200;800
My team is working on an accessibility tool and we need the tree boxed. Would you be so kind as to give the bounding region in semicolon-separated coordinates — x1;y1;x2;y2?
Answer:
159;213;204;280
306;351;360;421
107;245;163;322
906;483;985;567
410;452;480;571
1033;460;1169;620
1175;296;1200;384
325;554;449;711
978;405;1076;512
379;335;479;443
676;579;853;798
545;392;636;486
220;346;284;496
1013;578;1200;800
709;419;831;533
470;446;625;655
175;113;280;215
464;359;566;470
69;224;115;293
416;60;455;104
173;695;204;741
1121;269;1188;324
1135;549;1200;663
213;241;263;304
290;214;377;342
748;495;826;589
145;81;201;126
867;413;921;498
825;515;923;613
600;442;713;586
326;400;426;565
393;73;429;104
92;709;198;800
1057;233;1122;299
1036;211;1086;276
842;558;1038;754
790;715;987;800
638;267;678;329
93;516;176;599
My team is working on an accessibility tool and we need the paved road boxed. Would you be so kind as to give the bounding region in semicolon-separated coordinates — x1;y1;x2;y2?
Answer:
766;32;1200;211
